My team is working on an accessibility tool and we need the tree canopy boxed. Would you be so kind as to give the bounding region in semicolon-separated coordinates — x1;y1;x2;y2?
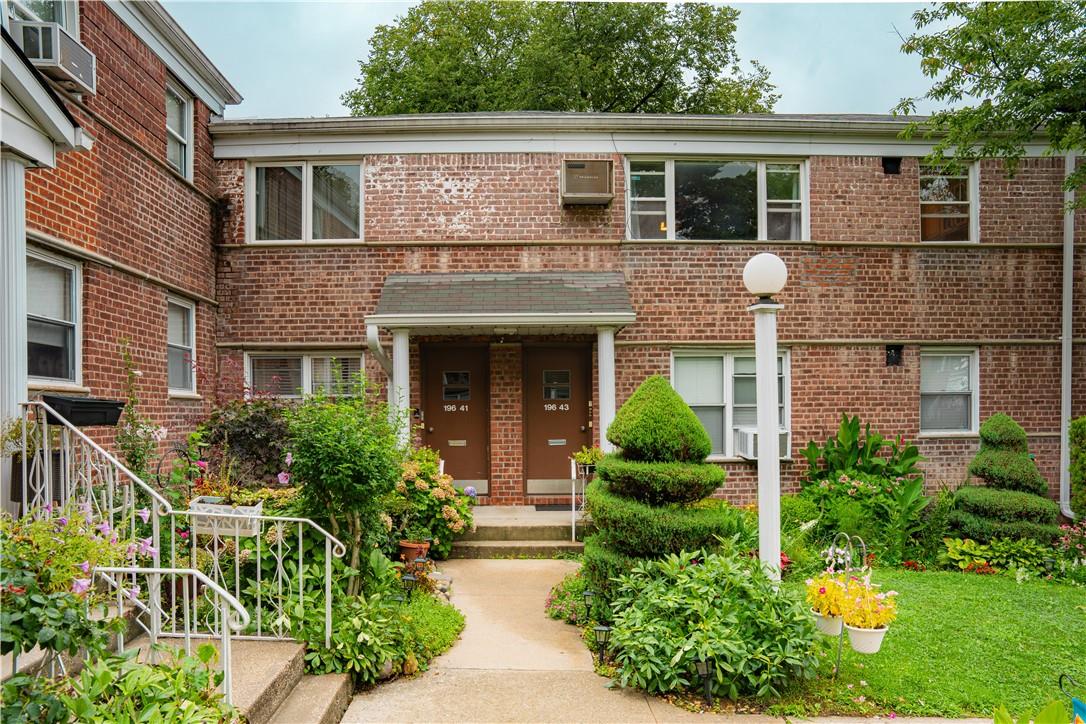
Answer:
342;1;777;116
895;2;1086;203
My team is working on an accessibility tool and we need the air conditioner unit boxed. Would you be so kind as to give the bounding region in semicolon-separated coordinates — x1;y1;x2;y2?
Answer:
12;21;97;95
736;428;791;461
559;159;614;206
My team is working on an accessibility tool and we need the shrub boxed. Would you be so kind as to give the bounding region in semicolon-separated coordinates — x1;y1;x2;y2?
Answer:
954;485;1060;524
606;376;710;462
581;534;638;608
946;509;1060;545
915;487;956;562
400;594;465;666
978;413;1029;452
985;538;1051;573
1071;416;1086;515
609;550;819;699
780;494;820;531
585;481;754;558
387;447;475;559
545;571;589;625
800;413;923;483
595;455;723;505
198;398;289;484
968;449;1047;496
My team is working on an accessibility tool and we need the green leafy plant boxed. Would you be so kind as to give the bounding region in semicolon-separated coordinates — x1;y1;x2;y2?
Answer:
993;700;1070;724
985;538;1052;574
545;570;589;624
914;486;956;563
1070;416;1086;515
606;375;711;462
780;494;820;531
883;477;931;565
609;549;819;700
198;398;289;484
388;447;474;559
800;413;923;483
595;455;724;506
115;340;167;479
946;509;1061;546
939;537;992;571
954;485;1060;524
572;445;604;466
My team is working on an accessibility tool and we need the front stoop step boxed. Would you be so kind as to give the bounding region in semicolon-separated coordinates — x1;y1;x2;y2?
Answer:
269;673;352;724
128;637;306;724
461;524;579;542
449;540;585;558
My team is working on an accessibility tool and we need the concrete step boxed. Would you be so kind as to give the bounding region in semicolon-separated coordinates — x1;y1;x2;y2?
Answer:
461;524;576;542
449;540;585;559
269;673;352;724
127;636;305;724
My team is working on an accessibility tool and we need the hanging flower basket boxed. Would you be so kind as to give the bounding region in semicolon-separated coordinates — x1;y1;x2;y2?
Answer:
812;609;843;636
845;624;888;654
189;496;263;537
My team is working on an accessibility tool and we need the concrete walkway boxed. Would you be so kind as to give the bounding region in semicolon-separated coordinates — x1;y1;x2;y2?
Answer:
342;560;985;724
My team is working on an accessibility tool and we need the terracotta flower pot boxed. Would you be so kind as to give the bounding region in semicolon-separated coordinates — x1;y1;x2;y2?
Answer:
812;609;843;636
399;540;431;562
845;624;888;654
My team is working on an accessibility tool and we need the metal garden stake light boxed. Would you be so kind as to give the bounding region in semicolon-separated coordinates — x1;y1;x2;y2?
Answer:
582;589;595;620
742;252;788;580
401;573;417;601
592;625;611;664
694;658;714;707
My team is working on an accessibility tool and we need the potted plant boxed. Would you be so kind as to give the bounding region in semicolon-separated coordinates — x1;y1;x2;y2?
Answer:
187;458;263;538
572;445;604;479
841;576;898;654
398;523;431;563
805;572;846;636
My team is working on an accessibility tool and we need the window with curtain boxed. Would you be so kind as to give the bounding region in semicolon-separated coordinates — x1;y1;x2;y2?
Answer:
312;164;361;240
920;165;974;242
167;299;195;392
254;166;304;241
27;253;78;382
920;351;976;432
165;82;191;178
249;354;363;397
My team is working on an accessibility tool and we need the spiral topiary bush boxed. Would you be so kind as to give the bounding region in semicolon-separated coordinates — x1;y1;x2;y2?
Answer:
595;456;724;506
605;376;711;463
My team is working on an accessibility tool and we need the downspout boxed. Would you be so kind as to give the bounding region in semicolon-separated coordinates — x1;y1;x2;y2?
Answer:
1060;152;1077;519
366;324;394;406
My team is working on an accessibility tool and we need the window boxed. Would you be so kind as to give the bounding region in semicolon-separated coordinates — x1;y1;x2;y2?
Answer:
26;250;79;383
10;1;78;35
251;161;362;243
543;370;571;400
672;351;789;458
920;164;977;242
247;353;363;397
165;81;192;179
167;298;196;393
627;159;807;241
442;371;471;401
920;350;978;433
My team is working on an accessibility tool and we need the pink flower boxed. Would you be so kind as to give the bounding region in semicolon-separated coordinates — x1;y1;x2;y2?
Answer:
285;452;293;467
137;508;150;524
126;585;141;601
97;521;112;536
818;586;826;595
179;530;190;540
136;538;157;557
196;460;208;471
277;471;290;485
71;578;91;595
854;695;866;704
888;713;897;719
76;560;90;574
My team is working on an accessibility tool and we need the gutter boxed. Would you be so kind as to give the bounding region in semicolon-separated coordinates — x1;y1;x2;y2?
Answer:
366;324;393;379
1060;152;1077;520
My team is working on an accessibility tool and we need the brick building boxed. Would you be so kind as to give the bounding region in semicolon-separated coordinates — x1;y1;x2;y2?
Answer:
2;3;1082;512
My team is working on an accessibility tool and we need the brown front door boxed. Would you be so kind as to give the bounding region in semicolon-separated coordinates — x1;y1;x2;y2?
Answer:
422;346;489;494
524;346;592;495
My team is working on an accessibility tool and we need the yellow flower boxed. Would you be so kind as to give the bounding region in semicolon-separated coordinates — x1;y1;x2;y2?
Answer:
840;577;898;629
805;573;847;617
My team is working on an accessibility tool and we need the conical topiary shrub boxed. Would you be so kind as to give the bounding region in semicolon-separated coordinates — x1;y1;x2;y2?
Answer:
606;375;711;463
967;413;1046;496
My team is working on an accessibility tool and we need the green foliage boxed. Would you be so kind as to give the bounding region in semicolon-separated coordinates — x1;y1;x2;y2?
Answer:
56;645;237;723
968;449;1048;496
344;1;777;116
287;381;405;596
115;339;164;479
985;538;1052;573
198;398;289;484
610;550;819;699
895;2;1086;206
585;480;754;558
994;701;1071;724
979;414;1030;452
915;487;957;563
606;376;711;463
780;494;820;532
1071;416;1086;515
883;477;931;565
581;535;639;608
939;537;993;571
400;594;465;666
388;447;474;560
572;445;604;466
2;673;66;724
800;414;923;483
946;509;1061;546
954;485;1060;524
545;570;589;625
595;455;724;505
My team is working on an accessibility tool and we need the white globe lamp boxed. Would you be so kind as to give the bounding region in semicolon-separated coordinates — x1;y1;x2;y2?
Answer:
742;252;788;299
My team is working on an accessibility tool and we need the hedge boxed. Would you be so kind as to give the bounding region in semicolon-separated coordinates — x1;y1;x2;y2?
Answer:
978;413;1029;452
581;534;639;612
585;480;754;558
953;485;1060;525
606;376;711;463
946;509;1061;545
1072;416;1086;516
780;494;821;531
596;455;724;506
968;449;1048;496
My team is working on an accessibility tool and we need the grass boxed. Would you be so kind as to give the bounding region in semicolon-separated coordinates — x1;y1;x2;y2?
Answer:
767;568;1086;719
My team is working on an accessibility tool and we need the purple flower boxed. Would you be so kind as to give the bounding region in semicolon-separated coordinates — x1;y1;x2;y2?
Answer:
285;452;293;467
277;471;290;485
126;585;141;601
96;521;112;537
71;578;91;595
76;560;90;574
55;516;68;529
44;503;53;514
79;501;93;524
137;537;158;557
464;486;477;498
137;508;150;524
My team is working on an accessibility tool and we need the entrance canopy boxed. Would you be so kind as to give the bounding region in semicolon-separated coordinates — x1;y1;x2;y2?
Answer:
365;271;635;334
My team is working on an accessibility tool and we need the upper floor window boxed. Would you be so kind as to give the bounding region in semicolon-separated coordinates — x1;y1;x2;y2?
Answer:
165;81;193;179
26;249;80;384
9;0;78;35
167;297;196;393
671;350;790;459
919;163;977;242
250;161;362;243
627;159;807;242
247;352;363;397
920;349;978;434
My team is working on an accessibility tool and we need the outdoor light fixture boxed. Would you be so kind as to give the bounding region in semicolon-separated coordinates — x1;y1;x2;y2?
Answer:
414;556;428;567
743;252;787;580
694;658;714;707
593;625;611;664
582;589;595;618
401;573;417;601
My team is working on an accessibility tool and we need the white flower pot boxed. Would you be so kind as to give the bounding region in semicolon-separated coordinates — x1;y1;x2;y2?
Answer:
189;496;263;538
812;609;843;636
845;624;888;654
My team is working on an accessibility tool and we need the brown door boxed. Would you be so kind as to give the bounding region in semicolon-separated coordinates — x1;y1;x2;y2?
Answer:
422;346;489;494
524;346;592;495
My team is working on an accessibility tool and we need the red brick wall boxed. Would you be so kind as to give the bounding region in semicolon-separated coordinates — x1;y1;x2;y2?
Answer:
488;344;524;503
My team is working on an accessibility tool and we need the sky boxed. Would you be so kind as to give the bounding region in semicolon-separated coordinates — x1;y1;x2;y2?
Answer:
162;1;942;120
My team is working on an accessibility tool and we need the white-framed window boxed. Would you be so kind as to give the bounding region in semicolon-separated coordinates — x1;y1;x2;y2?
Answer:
670;349;791;459
167;297;196;394
165;80;193;179
626;159;809;241
245;352;364;398
248;161;363;243
919;348;979;434
8;0;79;36
919;162;979;243
26;248;80;384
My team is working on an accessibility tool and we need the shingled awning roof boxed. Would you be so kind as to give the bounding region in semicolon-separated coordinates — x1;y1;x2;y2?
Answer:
365;272;635;332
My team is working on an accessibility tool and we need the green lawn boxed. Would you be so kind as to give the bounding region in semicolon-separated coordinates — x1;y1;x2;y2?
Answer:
770;569;1086;719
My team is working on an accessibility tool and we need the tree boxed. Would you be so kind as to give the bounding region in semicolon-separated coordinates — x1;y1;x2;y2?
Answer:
894;2;1086;203
342;1;777;116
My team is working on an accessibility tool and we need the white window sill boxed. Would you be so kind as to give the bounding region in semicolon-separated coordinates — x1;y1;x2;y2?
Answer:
917;431;979;439
28;380;91;395
706;455;794;464
168;391;202;401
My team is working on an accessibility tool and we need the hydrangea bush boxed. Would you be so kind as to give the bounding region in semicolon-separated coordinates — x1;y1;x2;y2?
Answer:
387;447;474;559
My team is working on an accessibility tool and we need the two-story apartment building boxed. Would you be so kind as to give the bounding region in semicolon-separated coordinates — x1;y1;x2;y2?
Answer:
2;1;1081;513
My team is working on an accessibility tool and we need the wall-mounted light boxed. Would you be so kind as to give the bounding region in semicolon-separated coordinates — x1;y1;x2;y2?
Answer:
882;157;902;175
885;345;904;366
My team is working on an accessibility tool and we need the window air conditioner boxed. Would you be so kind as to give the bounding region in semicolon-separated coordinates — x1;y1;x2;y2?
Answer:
559;159;614;206
736;428;790;461
12;21;97;95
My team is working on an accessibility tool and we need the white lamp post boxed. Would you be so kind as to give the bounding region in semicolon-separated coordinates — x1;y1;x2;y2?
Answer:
742;253;788;580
